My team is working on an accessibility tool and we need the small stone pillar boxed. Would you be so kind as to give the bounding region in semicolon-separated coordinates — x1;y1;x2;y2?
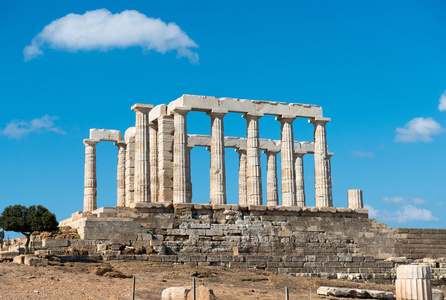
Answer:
277;115;296;206
236;148;247;205
243;113;263;205
294;153;306;207
149;122;159;203
131;103;154;203
348;189;363;209
83;139;99;212
328;152;333;206
173;108;190;203
396;265;432;300
115;141;126;207
309;117;332;207
124;127;135;206
207;110;228;204
264;150;279;206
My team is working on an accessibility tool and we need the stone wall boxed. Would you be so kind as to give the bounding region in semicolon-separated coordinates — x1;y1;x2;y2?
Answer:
54;204;445;276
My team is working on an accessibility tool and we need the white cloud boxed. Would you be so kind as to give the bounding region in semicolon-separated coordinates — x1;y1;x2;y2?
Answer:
439;91;446;111
388;205;438;223
364;204;378;218
1;115;65;139
383;196;406;204
351;151;374;158
395;117;443;143
24;9;199;63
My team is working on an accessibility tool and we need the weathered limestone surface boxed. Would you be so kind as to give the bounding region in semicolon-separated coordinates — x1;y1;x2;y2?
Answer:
317;286;395;299
149;122;159;203
264;150;279;206
173;108;190;203
278;116;296;206
396;265;432;300
348;189;363;209
236;149;247;205
294;153;306;207
89;129;122;142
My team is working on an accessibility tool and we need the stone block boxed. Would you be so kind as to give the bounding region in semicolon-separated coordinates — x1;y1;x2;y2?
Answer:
13;255;25;264
42;239;69;248
90;129;122;142
0;250;19;261
186;285;218;300
162;286;190;300
433;289;444;300
24;256;48;267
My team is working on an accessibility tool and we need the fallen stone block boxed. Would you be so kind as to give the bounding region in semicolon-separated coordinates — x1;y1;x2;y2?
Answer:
433;289;444;300
0;250;19;261
317;286;395;299
42;239;69;248
13;255;25;264
161;287;190;300
161;285;218;300
24;256;48;267
35;250;51;258
385;257;407;263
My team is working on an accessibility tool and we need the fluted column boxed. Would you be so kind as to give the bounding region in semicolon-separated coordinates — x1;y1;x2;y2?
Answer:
294;153;306;207
187;146;193;203
158;115;174;202
328;153;333;207
236;148;247;205
124;127;135;206
207;110;227;204
149;122;159;203
173;108;190;203
277;115;296;206
309;117;331;207
396;265;432;300
115;141;126;207
242;113;263;205
131;104;153;203
264;150;279;206
83;139;99;212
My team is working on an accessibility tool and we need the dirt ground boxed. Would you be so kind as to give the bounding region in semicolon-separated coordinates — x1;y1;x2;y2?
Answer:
0;259;396;300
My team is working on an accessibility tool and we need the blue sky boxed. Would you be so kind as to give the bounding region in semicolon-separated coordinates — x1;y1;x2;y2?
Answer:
1;1;446;239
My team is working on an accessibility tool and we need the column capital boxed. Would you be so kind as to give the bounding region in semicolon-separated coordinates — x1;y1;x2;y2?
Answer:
131;103;154;113
276;115;296;123
83;139;99;147
171;107;191;116
263;150;279;156
242;112;263;120
309;117;331;126
235;148;247;154
294;152;306;158
114;141;127;148
328;152;334;158
206;109;228;118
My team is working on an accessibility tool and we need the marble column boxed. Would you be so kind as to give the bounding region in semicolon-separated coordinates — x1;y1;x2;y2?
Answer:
158;115;174;202
115;141;126;207
242;113;263;205
277;115;296;206
149;122;159;203
207;110;227;205
124;127;135;206
173;108;190;203
83;139;99;212
131;104;153;203
294;153;306;207
309;117;331;207
264;150;279;206
187;146;193;203
236;148;247;206
328;153;333;207
348;189;363;209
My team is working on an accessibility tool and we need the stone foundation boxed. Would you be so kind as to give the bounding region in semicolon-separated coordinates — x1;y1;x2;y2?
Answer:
53;204;446;276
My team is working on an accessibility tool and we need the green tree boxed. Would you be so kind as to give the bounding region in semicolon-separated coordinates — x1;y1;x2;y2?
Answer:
0;205;58;253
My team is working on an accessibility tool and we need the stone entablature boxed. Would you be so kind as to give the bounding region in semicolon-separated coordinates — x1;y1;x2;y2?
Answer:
82;94;351;212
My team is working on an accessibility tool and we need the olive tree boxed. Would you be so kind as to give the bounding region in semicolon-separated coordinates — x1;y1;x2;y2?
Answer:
0;205;58;253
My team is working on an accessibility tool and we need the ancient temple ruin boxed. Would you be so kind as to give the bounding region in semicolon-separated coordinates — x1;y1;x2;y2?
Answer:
81;94;358;211
57;95;446;276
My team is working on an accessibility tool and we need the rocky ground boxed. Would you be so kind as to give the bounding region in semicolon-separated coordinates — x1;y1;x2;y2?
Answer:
0;259;403;300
